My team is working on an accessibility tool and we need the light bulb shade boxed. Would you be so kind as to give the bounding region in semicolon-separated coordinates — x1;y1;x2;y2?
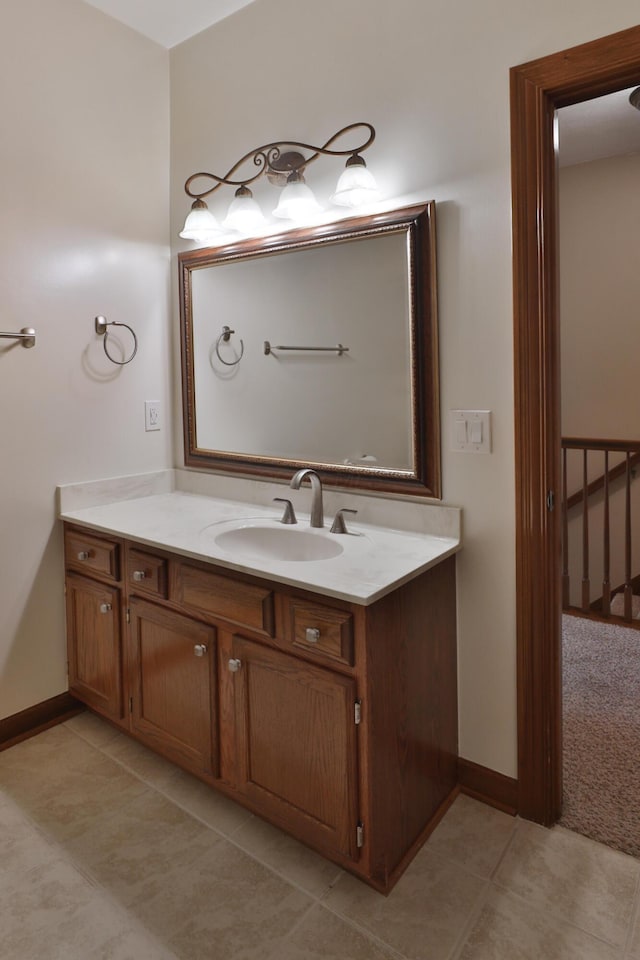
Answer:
222;191;266;233
331;162;379;208
179;200;223;242
272;180;323;220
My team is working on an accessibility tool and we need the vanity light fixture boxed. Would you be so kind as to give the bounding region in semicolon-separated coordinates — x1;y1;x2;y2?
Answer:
179;199;225;242
180;122;378;242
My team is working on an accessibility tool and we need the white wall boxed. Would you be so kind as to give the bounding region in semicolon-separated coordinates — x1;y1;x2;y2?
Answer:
171;0;640;778
0;0;171;719
561;154;640;439
560;154;640;607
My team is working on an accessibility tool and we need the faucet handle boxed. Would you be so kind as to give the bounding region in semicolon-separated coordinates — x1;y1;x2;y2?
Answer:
330;508;358;535
273;497;297;524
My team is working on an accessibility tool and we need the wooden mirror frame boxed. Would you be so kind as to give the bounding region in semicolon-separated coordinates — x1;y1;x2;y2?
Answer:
178;202;441;498
511;24;640;825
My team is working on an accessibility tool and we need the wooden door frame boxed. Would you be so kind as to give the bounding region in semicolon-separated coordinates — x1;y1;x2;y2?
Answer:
511;24;640;824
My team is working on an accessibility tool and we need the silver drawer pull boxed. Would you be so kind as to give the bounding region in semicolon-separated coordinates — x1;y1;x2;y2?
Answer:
77;551;90;561
132;570;146;582
305;627;320;644
194;643;208;657
99;603;112;614
228;658;242;672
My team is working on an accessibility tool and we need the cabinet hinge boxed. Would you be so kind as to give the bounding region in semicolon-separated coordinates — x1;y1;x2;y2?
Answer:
356;821;364;848
354;699;362;725
128;696;133;714
546;490;555;512
126;607;131;624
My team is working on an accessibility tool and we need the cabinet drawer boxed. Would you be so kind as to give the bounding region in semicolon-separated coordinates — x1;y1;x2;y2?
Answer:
65;529;119;581
287;599;354;666
127;549;168;599
173;563;275;636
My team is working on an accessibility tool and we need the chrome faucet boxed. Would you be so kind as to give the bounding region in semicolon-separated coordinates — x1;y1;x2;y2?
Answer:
289;468;324;528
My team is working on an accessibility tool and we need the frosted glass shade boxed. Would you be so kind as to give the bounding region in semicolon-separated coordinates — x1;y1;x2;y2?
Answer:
222;192;266;233
331;163;379;208
272;181;323;220
179;200;224;242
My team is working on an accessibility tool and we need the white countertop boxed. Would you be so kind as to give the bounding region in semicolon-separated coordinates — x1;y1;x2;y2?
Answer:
60;491;460;605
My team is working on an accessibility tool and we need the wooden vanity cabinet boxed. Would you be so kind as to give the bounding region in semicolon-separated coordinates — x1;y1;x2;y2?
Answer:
63;521;458;893
64;528;125;723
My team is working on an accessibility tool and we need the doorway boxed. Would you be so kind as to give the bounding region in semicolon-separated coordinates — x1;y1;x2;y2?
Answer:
511;24;640;825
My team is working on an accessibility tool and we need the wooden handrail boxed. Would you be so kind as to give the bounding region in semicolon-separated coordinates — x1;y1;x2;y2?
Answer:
563;437;640;453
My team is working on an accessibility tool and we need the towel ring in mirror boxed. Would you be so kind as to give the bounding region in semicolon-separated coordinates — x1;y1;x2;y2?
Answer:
215;325;244;367
95;315;138;365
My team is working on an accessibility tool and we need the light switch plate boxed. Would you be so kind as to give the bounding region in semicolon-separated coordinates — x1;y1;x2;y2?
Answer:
450;410;491;453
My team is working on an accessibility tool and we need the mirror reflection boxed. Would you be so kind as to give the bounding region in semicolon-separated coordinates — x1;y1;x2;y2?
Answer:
179;203;440;497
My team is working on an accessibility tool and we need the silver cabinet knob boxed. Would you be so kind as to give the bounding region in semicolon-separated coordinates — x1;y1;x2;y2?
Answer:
305;627;320;644
228;658;242;672
132;570;146;582
77;551;90;561
99;602;112;614
194;643;208;657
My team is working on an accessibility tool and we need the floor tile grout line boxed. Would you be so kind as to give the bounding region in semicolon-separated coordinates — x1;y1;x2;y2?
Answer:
314;847;495;960
622;860;640;955
487;813;522;881
66;720;350;906
63;717;639;956
260;899;320;960
61;721;533;891
490;876;635;951
0;800;184;960
271;899;385;960
64;717;529;944
4;773;303;960
446;879;493;960
315;897;409;960
491;814;640;950
18;720;640;960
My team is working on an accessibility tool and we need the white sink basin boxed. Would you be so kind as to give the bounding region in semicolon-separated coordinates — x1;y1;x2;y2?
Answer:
213;524;344;562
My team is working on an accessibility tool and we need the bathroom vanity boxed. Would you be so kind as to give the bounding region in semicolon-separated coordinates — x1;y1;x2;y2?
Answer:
61;491;458;893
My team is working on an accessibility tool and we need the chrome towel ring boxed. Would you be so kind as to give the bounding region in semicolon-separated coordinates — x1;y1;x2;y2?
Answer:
215;325;244;366
95;316;138;365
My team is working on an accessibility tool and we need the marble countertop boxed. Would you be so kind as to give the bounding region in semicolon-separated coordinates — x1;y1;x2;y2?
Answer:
60;491;460;605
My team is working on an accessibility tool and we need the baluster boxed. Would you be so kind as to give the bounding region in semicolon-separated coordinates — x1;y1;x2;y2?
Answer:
602;450;611;617
624;452;633;620
562;446;570;608
581;448;590;611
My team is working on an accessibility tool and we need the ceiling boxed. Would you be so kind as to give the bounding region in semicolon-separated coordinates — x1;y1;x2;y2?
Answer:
81;0;258;48
558;87;640;166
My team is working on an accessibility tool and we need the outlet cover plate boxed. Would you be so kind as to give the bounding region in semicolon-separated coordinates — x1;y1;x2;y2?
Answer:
145;401;161;432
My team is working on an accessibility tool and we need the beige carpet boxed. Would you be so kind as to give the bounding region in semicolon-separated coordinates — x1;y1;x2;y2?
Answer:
560;613;640;856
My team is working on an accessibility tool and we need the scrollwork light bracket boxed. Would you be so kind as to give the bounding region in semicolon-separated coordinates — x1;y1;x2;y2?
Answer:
183;122;376;201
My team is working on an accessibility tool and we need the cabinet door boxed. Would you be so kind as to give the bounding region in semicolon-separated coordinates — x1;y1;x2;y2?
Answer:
231;636;359;861
66;573;123;720
129;598;217;777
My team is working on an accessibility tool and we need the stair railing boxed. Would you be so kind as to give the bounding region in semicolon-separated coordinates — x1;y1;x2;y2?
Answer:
562;438;640;621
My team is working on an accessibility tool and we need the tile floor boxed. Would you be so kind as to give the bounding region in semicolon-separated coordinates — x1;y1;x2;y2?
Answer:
2;713;640;959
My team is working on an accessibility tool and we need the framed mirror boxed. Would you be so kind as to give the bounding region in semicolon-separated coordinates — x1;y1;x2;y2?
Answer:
179;202;440;497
